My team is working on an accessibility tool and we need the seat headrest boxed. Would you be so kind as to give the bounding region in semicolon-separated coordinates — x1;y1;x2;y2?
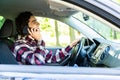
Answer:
0;19;16;38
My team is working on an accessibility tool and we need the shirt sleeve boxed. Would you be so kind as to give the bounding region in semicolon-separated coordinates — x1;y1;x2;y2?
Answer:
39;45;72;63
14;41;72;65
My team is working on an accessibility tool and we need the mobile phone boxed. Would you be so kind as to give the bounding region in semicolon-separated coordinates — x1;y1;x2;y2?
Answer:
23;26;29;35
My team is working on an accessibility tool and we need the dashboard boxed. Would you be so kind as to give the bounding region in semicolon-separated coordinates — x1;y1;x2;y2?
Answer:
86;38;120;67
90;43;110;64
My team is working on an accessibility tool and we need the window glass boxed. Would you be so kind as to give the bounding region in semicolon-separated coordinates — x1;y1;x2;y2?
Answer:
36;17;80;47
0;16;5;30
73;12;120;43
111;0;120;4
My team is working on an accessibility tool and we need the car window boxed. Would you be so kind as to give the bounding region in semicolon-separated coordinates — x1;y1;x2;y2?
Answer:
36;17;80;47
111;0;120;4
0;16;5;30
73;12;120;43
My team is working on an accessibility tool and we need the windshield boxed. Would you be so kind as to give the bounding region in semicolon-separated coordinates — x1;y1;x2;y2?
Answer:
73;11;120;43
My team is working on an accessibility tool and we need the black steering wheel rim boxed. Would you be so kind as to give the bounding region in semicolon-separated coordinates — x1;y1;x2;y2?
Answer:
69;37;85;66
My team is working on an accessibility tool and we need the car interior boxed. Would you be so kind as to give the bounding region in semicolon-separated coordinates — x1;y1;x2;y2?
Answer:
0;0;80;66
0;0;120;79
0;0;120;68
0;19;18;64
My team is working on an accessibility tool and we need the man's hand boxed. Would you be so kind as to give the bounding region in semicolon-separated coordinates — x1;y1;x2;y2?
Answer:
28;27;42;41
70;39;80;48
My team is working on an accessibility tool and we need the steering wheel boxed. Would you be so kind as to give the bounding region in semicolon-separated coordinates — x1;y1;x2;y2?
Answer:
69;37;86;66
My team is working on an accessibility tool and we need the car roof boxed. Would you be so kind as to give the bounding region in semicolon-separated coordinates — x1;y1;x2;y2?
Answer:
0;0;77;20
0;0;120;28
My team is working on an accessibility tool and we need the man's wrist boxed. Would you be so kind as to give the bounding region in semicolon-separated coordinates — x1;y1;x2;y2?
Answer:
37;40;45;47
37;40;43;46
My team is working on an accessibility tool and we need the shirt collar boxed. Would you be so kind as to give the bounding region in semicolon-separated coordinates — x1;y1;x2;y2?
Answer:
25;36;34;42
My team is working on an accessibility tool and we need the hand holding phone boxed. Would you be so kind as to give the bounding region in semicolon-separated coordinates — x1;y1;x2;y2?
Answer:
28;27;42;41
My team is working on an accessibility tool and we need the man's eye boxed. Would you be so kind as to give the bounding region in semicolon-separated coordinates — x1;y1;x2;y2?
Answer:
32;21;37;24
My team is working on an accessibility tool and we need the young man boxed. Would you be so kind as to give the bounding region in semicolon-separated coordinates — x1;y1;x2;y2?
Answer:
13;11;79;65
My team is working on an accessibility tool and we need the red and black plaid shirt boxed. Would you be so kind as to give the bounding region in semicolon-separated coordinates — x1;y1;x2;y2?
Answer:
12;36;72;65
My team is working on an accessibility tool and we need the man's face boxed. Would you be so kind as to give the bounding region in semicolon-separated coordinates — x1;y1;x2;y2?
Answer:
28;16;40;29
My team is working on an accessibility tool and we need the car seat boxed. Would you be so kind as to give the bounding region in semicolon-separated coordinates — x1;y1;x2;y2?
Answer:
0;19;16;48
0;19;18;64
